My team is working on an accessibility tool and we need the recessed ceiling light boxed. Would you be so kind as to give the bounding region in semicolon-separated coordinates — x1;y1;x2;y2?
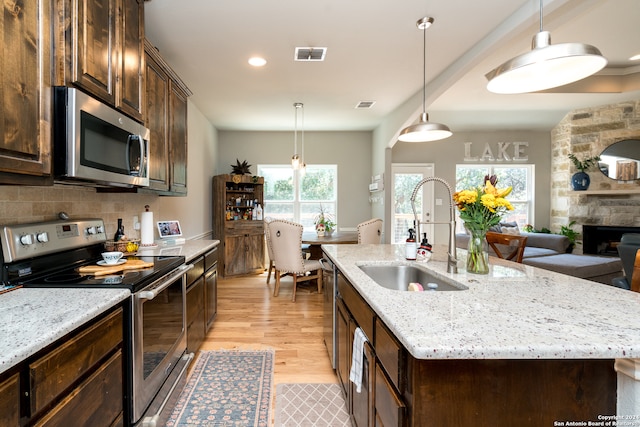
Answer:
248;57;267;67
630;54;640;61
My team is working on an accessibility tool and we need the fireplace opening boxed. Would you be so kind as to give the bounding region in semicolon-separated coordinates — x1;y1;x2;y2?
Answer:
582;225;640;256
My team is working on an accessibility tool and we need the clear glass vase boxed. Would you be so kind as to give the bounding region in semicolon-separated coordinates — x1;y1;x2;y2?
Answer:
466;229;489;274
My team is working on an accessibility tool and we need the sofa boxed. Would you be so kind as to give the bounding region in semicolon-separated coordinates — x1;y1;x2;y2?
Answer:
456;228;623;285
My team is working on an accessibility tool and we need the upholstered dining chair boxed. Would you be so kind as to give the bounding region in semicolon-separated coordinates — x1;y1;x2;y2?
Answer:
485;232;528;263
357;218;383;244
264;217;276;284
267;219;323;302
631;249;640;293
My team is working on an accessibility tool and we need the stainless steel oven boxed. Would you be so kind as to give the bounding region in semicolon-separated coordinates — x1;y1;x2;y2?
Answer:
131;263;193;426
0;218;194;427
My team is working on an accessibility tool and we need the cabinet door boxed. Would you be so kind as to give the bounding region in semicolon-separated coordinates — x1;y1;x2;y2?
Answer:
205;265;218;330
351;334;374;427
72;0;117;104
374;363;406;427
336;297;350;399
116;0;144;121
224;234;247;276
245;232;265;273
0;0;52;183
144;52;170;191
168;81;187;194
186;277;206;352
0;372;20;427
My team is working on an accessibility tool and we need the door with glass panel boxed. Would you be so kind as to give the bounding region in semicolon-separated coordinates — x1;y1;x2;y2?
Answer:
391;164;434;244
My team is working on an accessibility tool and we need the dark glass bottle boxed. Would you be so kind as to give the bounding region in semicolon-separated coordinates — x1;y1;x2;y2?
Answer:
114;218;125;242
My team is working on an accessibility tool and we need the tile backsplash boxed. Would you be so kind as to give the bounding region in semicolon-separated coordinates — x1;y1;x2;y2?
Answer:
0;185;159;240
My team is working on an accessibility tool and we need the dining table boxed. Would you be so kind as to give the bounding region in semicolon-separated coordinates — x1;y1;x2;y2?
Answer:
302;231;358;260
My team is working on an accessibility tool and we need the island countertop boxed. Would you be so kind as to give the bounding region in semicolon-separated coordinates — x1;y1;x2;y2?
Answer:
322;243;640;360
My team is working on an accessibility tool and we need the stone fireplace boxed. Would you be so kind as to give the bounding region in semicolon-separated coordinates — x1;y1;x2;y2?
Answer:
550;99;640;254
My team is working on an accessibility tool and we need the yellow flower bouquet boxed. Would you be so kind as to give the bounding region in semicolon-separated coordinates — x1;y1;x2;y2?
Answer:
453;175;514;273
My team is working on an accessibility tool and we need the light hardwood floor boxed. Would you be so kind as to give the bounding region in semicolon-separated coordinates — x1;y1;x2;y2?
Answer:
199;271;339;385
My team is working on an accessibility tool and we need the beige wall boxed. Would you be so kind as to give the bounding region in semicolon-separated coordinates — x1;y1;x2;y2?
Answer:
392;130;552;244
158;99;218;239
0;100;217;241
217;130;373;230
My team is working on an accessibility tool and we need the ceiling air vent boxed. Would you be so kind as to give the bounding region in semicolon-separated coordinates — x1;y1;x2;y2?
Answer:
294;47;327;61
355;101;376;109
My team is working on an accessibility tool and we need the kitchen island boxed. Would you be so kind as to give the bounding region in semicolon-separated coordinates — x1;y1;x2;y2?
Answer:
322;243;640;426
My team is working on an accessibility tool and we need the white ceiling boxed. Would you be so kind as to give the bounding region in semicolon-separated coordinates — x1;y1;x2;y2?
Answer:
144;0;640;134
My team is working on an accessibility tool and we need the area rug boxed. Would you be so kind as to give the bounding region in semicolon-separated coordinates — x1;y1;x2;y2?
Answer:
166;350;274;427
274;383;350;426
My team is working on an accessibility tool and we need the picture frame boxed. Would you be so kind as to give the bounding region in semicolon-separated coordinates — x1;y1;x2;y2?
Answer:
157;220;183;238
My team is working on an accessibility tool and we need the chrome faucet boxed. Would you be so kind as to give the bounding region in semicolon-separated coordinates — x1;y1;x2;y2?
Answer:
410;177;458;273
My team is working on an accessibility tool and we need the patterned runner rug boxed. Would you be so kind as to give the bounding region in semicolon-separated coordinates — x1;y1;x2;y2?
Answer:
166;350;274;427
274;383;350;426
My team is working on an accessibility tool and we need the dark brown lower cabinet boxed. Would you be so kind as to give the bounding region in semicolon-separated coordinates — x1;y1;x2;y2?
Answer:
0;306;125;426
335;269;616;427
34;351;123;427
0;372;20;426
186;276;206;353
186;249;219;353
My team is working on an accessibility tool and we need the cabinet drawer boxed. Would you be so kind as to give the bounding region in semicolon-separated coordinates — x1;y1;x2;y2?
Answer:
375;318;406;393
187;256;205;287
375;362;406;427
0;372;20;426
204;247;218;271
29;308;123;415
34;350;123;427
338;273;374;341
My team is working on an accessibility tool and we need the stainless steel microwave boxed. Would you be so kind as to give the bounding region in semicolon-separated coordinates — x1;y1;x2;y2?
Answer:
53;87;150;188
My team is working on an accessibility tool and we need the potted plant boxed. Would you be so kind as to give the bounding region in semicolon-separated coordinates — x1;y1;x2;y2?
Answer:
314;205;336;237
559;220;580;253
568;153;600;191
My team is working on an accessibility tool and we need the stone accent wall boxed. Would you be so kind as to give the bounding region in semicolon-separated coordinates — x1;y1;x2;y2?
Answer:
551;99;640;253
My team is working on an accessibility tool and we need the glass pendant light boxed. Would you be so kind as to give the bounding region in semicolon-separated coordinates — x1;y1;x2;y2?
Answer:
291;102;303;169
485;0;607;94
398;17;452;143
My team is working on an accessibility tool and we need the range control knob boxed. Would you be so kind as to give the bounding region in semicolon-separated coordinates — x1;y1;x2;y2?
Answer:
19;234;34;245
86;226;97;235
36;232;49;243
96;225;105;234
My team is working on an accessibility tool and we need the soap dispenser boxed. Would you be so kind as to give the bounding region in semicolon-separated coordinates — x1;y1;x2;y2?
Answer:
405;228;417;260
417;233;433;262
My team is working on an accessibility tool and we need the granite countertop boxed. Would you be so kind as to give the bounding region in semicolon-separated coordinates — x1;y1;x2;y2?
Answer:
0;239;219;375
136;239;219;263
0;288;130;373
322;243;640;360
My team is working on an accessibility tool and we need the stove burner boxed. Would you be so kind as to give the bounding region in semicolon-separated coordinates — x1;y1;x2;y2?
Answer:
44;273;88;283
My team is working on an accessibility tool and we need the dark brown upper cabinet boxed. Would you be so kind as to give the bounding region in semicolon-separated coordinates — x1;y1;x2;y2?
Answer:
54;0;145;122
144;39;191;195
0;0;53;185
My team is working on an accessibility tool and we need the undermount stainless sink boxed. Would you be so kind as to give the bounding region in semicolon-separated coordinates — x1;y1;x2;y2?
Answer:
359;264;467;292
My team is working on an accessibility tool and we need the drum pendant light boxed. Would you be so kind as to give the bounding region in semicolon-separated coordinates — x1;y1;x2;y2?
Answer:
485;0;607;94
398;17;452;143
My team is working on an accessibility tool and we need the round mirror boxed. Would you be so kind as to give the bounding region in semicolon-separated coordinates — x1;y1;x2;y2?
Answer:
598;139;640;181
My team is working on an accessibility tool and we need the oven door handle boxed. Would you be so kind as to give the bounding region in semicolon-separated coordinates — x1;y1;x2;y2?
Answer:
137;264;193;301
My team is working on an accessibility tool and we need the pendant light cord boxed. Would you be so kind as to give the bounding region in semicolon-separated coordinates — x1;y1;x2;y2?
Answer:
421;22;426;115
539;0;544;32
